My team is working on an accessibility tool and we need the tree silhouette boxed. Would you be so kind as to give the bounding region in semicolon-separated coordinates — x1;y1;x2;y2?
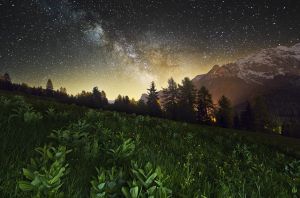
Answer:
216;95;233;128
101;91;109;106
113;95;123;111
92;87;103;108
162;78;178;119
3;73;11;82
46;79;53;90
77;90;93;107
137;99;147;115
177;77;196;122
0;72;12;90
146;81;162;117
59;87;67;94
112;95;138;114
196;86;214;124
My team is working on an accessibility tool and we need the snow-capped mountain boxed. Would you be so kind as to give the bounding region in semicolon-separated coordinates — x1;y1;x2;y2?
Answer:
199;43;300;84
192;43;300;105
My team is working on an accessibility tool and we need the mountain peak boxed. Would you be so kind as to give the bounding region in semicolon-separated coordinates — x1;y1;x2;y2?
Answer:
191;43;300;104
206;65;221;75
204;43;300;84
211;64;220;70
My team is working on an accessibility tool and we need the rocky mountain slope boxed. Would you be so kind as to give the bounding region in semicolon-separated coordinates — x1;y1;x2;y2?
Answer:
192;43;300;105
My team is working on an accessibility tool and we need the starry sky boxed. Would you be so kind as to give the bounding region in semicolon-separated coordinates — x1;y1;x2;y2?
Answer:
1;0;300;99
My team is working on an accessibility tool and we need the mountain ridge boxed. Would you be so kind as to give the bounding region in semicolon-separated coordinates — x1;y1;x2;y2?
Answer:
191;43;300;104
141;43;300;107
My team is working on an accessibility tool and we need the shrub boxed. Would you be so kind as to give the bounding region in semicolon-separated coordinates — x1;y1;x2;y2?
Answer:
90;162;172;198
90;167;126;198
49;119;101;159
106;138;136;165
8;99;43;124
18;145;72;198
122;162;172;198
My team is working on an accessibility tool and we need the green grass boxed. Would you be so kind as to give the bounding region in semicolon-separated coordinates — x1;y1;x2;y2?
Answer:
0;91;300;197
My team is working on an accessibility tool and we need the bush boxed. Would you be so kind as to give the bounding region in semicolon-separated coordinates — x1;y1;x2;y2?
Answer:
18;145;72;198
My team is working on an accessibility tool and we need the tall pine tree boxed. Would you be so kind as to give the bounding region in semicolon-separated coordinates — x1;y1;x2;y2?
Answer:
3;73;11;82
177;77;196;122
146;81;162;117
216;95;233;128
46;79;53;90
92;87;103;108
196;86;214;124
101;90;108;106
162;78;178;119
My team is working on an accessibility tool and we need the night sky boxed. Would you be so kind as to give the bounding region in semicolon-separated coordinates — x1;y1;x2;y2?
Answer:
1;0;300;99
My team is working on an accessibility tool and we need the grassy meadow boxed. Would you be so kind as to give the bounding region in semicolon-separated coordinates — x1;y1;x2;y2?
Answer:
0;91;300;197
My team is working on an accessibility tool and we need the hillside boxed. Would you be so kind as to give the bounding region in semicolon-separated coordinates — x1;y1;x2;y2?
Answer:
1;91;300;197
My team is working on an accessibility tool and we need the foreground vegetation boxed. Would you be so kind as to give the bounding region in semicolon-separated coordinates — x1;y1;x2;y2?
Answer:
0;92;300;197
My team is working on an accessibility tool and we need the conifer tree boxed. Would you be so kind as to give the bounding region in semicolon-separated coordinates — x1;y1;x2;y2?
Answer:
46;79;53;90
3;73;11;82
162;78;178;119
177;77;196;122
92;87;102;108
216;95;233;128
196;86;214;124
146;81;162;117
101;90;108;106
59;87;67;94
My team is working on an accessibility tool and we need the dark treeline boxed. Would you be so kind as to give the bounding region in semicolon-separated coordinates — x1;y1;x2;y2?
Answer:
0;74;108;109
0;73;299;138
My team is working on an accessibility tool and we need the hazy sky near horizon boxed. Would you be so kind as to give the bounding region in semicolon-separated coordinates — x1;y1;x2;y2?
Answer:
1;0;300;99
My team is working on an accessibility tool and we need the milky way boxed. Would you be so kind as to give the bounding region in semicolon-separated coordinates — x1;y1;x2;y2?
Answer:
1;0;300;99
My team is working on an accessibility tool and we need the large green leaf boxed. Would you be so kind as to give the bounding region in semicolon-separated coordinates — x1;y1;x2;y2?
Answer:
145;173;157;188
147;186;157;195
121;187;131;198
97;183;105;190
18;181;34;191
130;186;139;198
22;168;34;180
49;167;65;184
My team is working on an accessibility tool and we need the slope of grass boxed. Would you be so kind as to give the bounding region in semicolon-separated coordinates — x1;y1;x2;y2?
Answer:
0;91;299;197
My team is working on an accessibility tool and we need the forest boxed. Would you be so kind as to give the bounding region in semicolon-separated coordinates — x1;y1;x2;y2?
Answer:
0;73;299;138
